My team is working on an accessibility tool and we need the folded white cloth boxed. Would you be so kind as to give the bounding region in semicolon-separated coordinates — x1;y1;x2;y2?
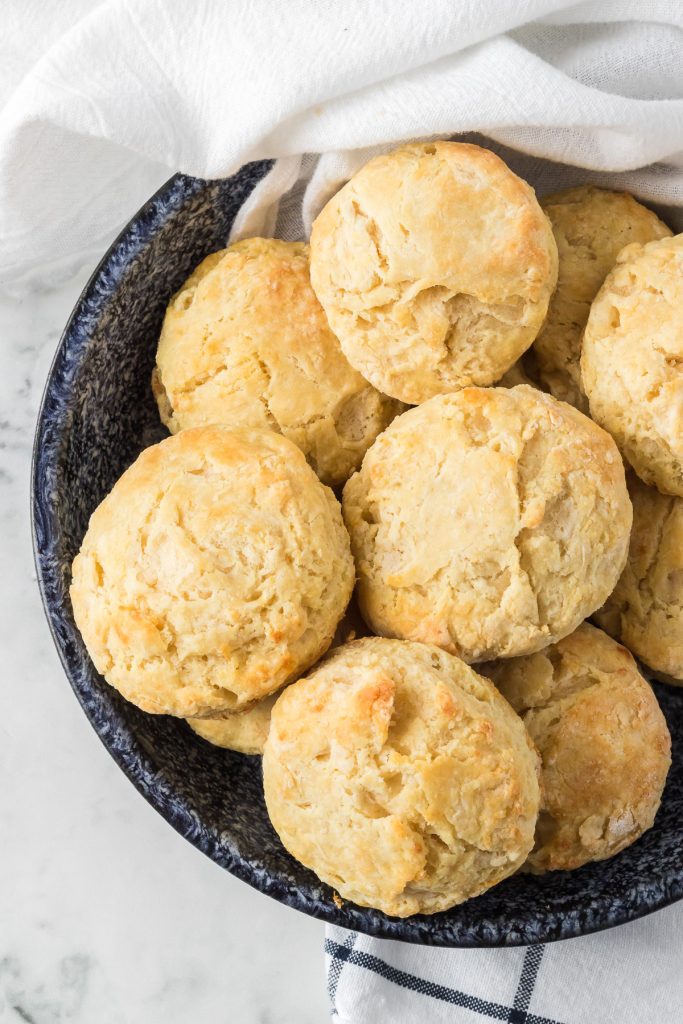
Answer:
326;909;683;1023
2;0;683;290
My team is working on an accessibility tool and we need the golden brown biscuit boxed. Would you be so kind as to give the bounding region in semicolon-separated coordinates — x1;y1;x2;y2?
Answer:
70;426;354;717
263;638;540;916
153;238;402;486
188;693;277;755
531;187;671;412
342;386;632;662
581;233;683;495
485;623;671;872
310;142;558;404
186;596;369;754
595;474;683;685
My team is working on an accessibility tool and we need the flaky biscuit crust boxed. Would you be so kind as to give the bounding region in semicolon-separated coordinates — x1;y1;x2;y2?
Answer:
310;142;558;404
486;623;671;872
582;233;683;495
154;238;402;486
531;186;671;412
70;426;354;717
596;474;683;684
263;638;540;916
343;386;631;662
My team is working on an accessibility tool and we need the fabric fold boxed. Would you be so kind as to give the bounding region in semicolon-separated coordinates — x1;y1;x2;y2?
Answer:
2;0;683;289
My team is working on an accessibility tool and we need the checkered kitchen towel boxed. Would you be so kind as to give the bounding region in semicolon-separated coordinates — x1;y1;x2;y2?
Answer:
326;906;683;1022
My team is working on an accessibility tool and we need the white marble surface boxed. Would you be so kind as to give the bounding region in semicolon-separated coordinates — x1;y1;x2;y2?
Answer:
0;271;328;1024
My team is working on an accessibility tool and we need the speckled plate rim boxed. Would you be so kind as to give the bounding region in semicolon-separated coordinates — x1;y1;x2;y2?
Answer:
30;167;683;948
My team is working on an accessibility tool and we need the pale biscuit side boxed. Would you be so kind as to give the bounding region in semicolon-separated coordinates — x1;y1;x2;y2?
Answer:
188;692;278;755
70;426;354;717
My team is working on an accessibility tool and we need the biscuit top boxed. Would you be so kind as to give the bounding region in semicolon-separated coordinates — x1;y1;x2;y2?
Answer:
310;142;558;404
530;186;671;411
581;233;683;495
343;386;632;662
263;637;540;917
70;426;354;717
485;623;671;872
596;474;683;684
154;238;402;486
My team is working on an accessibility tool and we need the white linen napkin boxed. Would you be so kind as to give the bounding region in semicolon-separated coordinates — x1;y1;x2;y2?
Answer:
4;3;683;1021
2;0;683;290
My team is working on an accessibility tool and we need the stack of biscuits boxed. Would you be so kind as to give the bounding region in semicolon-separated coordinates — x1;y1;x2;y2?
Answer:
71;141;678;918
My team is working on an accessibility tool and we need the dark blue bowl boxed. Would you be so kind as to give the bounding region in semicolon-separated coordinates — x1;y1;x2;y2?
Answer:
32;163;683;947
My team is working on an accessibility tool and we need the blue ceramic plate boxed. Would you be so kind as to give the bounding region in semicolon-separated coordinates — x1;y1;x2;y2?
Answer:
32;163;683;947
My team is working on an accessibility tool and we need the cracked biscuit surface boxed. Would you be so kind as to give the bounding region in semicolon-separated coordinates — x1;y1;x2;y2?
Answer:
342;386;632;662
263;637;540;916
484;623;671;872
70;425;354;717
530;186;671;412
153;238;402;487
309;142;558;404
581;233;683;495
595;474;683;685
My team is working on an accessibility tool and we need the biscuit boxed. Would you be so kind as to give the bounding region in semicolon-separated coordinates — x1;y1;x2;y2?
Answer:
595;474;683;685
309;142;558;404
263;637;540;916
188;692;277;755
531;187;671;412
153;238;402;487
185;596;369;754
70;426;354;717
581;234;683;495
484;623;671;872
342;386;632;662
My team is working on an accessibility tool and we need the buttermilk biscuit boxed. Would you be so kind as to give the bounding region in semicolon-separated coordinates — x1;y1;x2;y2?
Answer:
343;386;632;662
185;597;368;754
153;238;402;487
497;359;538;389
581;233;683;495
485;623;671;872
188;692;277;755
309;142;558;404
263;638;540;917
531;187;671;412
70;426;354;717
595;474;683;685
